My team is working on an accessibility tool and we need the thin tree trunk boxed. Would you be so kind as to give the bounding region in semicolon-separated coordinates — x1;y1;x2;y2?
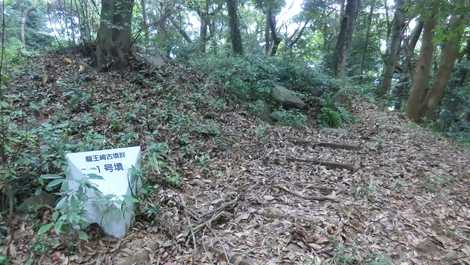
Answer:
393;20;423;110
21;7;35;48
287;19;310;49
267;5;281;56
140;0;149;44
406;7;437;121
200;16;208;52
359;2;375;76
333;0;360;77
405;20;424;77
170;17;192;43
264;8;270;54
422;16;465;116
379;0;406;97
457;38;470;86
226;0;243;55
339;0;345;20
383;0;391;41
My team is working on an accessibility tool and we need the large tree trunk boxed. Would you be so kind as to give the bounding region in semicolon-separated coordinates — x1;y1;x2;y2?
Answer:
422;16;464;116
226;0;243;55
333;0;360;77
379;0;407;97
406;8;437;121
96;0;135;70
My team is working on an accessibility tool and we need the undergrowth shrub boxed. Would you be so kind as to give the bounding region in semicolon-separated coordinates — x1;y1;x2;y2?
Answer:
189;54;336;103
430;82;470;144
318;93;355;128
270;109;307;128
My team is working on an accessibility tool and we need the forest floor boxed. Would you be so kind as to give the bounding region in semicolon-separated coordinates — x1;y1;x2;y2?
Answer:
2;51;470;265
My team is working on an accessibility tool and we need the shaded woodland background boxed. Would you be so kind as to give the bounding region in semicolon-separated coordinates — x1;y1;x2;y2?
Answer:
0;0;468;136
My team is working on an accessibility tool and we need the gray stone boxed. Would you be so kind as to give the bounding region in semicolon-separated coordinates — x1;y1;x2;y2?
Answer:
271;85;306;109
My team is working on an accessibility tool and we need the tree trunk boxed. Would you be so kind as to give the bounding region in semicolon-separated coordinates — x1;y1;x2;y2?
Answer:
379;0;406;97
96;0;135;70
140;0;149;44
226;0;243;55
422;16;464;116
170;17;192;43
393;20;423;110
333;0;360;77
264;10;270;54
359;2;375;76
287;19;310;49
383;0;391;41
267;5;281;56
198;1;209;53
457;38;470;86
200;16;208;52
21;7;35;48
406;7;437;121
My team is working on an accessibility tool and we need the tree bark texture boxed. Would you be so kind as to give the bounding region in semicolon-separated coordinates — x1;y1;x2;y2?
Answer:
359;2;375;76
140;0;149;44
21;7;35;48
96;0;135;70
333;0;360;77
422;16;465;116
226;0;243;55
379;0;406;97
406;7;437;121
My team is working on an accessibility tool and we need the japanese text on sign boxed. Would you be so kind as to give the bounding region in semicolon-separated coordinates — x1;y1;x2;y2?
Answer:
85;152;125;162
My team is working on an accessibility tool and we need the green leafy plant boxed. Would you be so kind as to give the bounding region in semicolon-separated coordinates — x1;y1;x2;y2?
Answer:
37;173;104;241
270;109;307;128
318;93;355;128
319;107;342;128
192;120;221;137
144;142;182;187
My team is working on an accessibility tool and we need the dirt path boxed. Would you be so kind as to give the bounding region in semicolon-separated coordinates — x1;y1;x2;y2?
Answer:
102;102;469;265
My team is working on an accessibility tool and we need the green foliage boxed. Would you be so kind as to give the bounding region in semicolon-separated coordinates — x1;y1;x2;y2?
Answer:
424;175;453;193
143;143;182;188
190;54;333;102
318;94;354;128
319;106;342;128
431;68;470;144
326;245;392;265
192;120;221;137
0;255;7;265
270;109;307;128
38;174;106;239
255;123;269;140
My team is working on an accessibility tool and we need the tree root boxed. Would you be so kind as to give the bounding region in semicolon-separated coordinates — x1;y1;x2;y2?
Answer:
286;157;356;171
288;138;361;151
274;184;339;203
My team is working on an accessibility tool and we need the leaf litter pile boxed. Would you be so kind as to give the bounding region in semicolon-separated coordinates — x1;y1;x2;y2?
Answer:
2;51;470;265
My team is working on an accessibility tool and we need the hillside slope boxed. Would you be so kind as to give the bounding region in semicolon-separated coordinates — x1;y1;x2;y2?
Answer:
2;51;470;265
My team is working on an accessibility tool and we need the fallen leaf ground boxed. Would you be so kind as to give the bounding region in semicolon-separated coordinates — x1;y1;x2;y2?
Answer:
2;51;470;265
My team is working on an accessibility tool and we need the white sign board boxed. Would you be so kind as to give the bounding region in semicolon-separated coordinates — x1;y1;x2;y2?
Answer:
65;146;141;238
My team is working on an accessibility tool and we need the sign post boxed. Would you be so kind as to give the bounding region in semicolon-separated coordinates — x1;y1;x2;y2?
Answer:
65;146;141;238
